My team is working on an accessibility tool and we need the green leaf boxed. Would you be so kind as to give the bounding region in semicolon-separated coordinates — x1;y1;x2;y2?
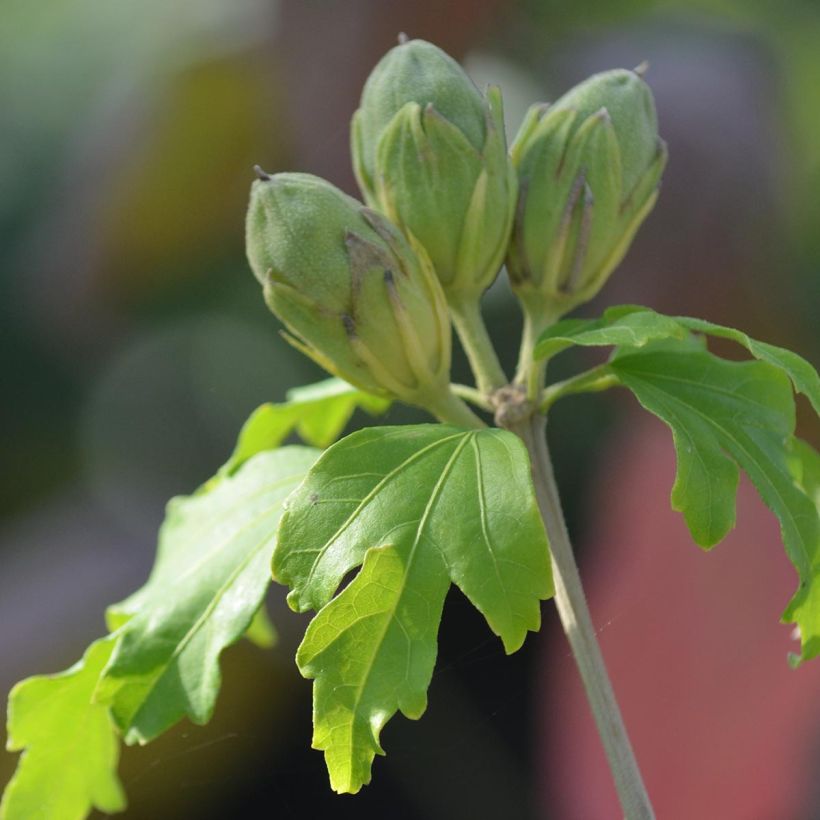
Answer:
96;446;319;744
220;378;389;477
673;316;820;415
2;637;125;820
609;349;820;659
274;425;552;793
784;438;820;665
534;305;820;415
788;438;820;505
534;304;687;361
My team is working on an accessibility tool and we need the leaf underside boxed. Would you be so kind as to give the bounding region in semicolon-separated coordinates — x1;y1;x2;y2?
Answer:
97;446;320;744
274;424;553;793
219;377;389;479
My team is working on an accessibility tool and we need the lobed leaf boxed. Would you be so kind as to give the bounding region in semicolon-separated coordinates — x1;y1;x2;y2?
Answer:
219;377;389;478
534;305;819;416
274;425;552;793
97;446;319;744
673;316;820;415
609;349;820;660
2;637;125;820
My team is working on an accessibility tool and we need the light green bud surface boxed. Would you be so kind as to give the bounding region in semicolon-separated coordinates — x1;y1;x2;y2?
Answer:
246;171;451;406
508;68;667;317
352;39;517;303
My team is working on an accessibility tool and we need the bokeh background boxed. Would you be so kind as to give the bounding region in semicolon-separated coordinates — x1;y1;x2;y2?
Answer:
2;1;819;818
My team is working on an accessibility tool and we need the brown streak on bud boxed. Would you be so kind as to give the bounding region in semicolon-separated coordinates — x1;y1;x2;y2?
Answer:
344;230;365;310
559;172;586;236
360;210;395;248
510;176;532;284
341;314;356;338
360;211;409;277
553;171;586;294
383;268;404;314
562;181;594;294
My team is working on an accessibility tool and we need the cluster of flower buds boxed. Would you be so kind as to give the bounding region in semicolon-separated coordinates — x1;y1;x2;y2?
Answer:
245;39;665;410
351;38;517;307
507;68;667;317
246;171;451;408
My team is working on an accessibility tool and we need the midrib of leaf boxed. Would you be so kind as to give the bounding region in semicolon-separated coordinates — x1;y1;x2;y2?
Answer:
126;523;278;733
300;431;464;595
619;373;811;571
110;478;300;734
342;433;472;757
619;365;782;418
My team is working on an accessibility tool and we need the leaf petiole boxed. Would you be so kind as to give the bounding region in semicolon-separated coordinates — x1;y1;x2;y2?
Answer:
450;382;494;411
539;363;619;412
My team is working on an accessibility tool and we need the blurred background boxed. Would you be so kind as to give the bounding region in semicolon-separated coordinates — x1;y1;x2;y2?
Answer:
1;0;819;817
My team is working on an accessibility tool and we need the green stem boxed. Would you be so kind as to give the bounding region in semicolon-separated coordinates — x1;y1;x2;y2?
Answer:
450;383;493;412
426;387;487;429
514;299;560;400
539;364;619;412
505;413;655;820
449;297;507;396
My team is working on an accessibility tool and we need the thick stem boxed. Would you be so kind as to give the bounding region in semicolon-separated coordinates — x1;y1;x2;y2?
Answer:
508;414;654;820
449;296;507;396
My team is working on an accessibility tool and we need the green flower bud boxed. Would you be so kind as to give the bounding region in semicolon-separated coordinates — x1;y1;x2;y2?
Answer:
351;39;517;304
507;68;667;317
246;171;451;407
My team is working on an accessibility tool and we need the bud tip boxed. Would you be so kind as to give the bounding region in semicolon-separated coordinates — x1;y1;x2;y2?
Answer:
397;31;409;44
253;165;271;181
633;60;650;77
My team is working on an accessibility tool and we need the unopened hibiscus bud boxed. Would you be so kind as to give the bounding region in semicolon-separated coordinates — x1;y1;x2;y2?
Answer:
246;171;452;408
351;39;517;305
507;68;667;318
